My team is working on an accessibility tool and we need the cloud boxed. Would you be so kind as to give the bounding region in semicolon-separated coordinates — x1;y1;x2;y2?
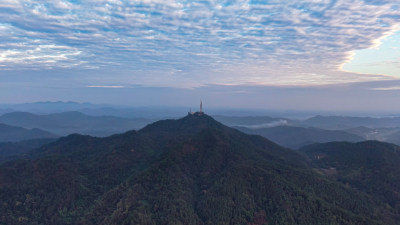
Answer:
0;0;399;87
236;120;289;129
371;86;400;91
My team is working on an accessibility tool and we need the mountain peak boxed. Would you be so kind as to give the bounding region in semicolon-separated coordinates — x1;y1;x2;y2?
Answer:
184;111;213;120
139;112;225;135
187;111;205;116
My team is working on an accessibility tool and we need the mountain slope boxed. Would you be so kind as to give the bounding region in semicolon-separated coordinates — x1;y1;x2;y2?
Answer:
84;123;388;225
0;138;56;163
237;126;364;149
0;123;57;142
299;141;400;210
0;114;398;224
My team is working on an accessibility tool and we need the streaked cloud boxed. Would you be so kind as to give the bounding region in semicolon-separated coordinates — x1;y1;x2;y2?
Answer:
0;0;399;87
371;86;400;91
236;120;289;129
86;85;125;88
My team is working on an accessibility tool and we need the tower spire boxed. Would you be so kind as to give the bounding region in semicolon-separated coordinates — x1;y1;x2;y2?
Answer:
200;100;203;113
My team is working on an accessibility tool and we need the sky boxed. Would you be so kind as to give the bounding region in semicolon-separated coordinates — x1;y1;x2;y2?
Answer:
0;0;400;112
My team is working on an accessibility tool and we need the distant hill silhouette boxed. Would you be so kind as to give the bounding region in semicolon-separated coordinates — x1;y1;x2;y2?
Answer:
344;127;400;146
302;115;400;129
0;123;57;142
0;114;398;224
0;111;154;136
237;125;364;149
0;101;196;118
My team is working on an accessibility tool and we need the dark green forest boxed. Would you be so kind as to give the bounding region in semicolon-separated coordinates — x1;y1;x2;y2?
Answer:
1;113;399;224
300;141;400;212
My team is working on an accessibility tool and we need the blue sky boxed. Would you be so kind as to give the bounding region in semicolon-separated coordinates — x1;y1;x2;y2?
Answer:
343;31;400;80
0;0;400;112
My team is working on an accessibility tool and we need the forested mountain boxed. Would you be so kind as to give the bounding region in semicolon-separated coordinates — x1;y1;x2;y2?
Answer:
0;111;154;137
0;114;399;224
0;138;56;163
237;126;364;149
0;123;57;142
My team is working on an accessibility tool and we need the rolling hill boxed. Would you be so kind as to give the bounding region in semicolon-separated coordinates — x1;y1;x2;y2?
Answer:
344;127;400;146
0;123;57;142
0;111;154;137
302;115;400;130
237;126;364;149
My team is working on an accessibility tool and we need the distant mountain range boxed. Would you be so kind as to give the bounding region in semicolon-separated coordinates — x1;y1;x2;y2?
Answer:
237;126;364;149
0;113;399;224
7;101;400;119
0;101;213;118
0;101;106;115
0;111;155;137
302;115;400;129
343;127;400;146
218;115;400;147
2;102;400;147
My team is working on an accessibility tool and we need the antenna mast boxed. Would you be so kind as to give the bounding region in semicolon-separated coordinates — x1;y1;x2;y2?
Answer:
200;100;203;113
